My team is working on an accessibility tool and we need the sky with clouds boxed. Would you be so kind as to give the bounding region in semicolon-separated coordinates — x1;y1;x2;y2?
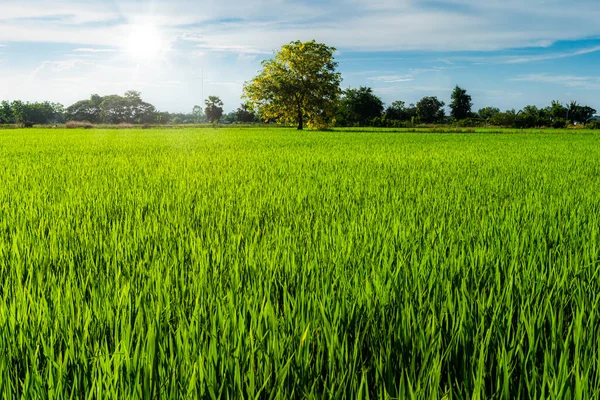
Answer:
1;0;600;113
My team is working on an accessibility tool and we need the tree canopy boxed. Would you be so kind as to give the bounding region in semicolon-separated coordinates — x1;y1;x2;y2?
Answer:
417;96;446;124
243;40;342;130
450;86;472;120
336;87;384;127
204;96;224;123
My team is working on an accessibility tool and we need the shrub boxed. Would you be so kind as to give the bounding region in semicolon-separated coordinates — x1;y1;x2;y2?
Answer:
587;121;600;130
66;121;94;129
16;121;35;128
551;118;568;129
454;118;484;127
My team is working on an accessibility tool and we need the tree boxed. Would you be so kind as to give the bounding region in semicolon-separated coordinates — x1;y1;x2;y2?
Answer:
155;112;170;125
567;101;579;124
549;101;568;121
515;106;539;128
337;87;384;126
66;95;102;123
449;86;472;120
385;101;408;121
243;40;342;130
192;105;205;123
236;103;256;123
416;96;445;123
100;95;129;124
0;101;13;124
10;101;26;124
575;105;596;124
564;101;595;124
221;111;237;124
477;107;500;123
125;90;156;124
205;96;224;123
490;109;516;126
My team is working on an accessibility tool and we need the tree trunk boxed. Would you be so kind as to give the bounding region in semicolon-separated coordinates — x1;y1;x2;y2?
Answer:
297;110;303;130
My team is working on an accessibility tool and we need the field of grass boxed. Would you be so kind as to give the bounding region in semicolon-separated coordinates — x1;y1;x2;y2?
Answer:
1;127;600;398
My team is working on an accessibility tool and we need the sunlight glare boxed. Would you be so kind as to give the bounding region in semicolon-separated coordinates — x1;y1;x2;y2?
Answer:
125;23;167;61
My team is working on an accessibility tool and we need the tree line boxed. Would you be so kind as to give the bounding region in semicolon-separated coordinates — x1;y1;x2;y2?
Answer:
0;91;258;126
334;86;598;129
1;40;598;129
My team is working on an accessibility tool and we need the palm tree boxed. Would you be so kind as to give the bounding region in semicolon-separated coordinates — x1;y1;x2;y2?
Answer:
567;101;579;124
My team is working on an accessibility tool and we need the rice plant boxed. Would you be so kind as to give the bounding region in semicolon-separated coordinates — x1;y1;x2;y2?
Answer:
1;127;600;398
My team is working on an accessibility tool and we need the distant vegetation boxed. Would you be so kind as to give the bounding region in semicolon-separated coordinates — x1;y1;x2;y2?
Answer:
0;91;258;127
0;40;598;129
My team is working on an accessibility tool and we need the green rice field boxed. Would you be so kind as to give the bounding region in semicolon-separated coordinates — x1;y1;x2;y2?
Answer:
1;127;600;398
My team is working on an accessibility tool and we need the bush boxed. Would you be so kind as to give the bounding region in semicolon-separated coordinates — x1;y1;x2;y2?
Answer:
16;121;35;128
118;123;135;129
453;118;484;127
66;121;94;129
587;121;600;130
551;118;568;129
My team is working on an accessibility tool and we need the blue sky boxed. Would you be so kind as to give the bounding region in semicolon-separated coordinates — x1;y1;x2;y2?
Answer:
1;0;600;114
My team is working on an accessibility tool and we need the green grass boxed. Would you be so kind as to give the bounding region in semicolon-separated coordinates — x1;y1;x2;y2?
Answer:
1;127;600;398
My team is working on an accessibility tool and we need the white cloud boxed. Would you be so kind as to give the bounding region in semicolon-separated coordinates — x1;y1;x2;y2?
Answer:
73;48;119;53
1;0;600;52
368;75;414;83
0;1;120;24
511;74;600;89
504;45;600;64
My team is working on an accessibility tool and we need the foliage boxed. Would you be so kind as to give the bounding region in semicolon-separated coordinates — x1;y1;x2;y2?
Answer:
155;112;170;125
243;40;342;130
416;96;445;123
477;107;500;123
3;127;600;397
192;105;206;123
204;96;224;123
551;118;568;129
449;85;472;120
0;100;63;125
549;100;568;122
65;95;102;123
336;87;384;127
490;109;517;127
384;100;417;122
0;101;13;124
453;117;484;127
235;103;257;123
587;120;600;129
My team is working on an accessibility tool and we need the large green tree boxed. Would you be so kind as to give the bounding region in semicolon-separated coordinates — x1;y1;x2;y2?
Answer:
243;40;342;130
67;91;155;124
477;107;500;123
66;94;103;123
449;85;472;120
417;96;445;123
0;101;13;124
204;96;224;123
337;87;384;126
235;103;257;123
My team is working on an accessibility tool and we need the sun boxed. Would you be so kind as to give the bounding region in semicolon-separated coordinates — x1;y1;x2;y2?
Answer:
124;23;167;61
